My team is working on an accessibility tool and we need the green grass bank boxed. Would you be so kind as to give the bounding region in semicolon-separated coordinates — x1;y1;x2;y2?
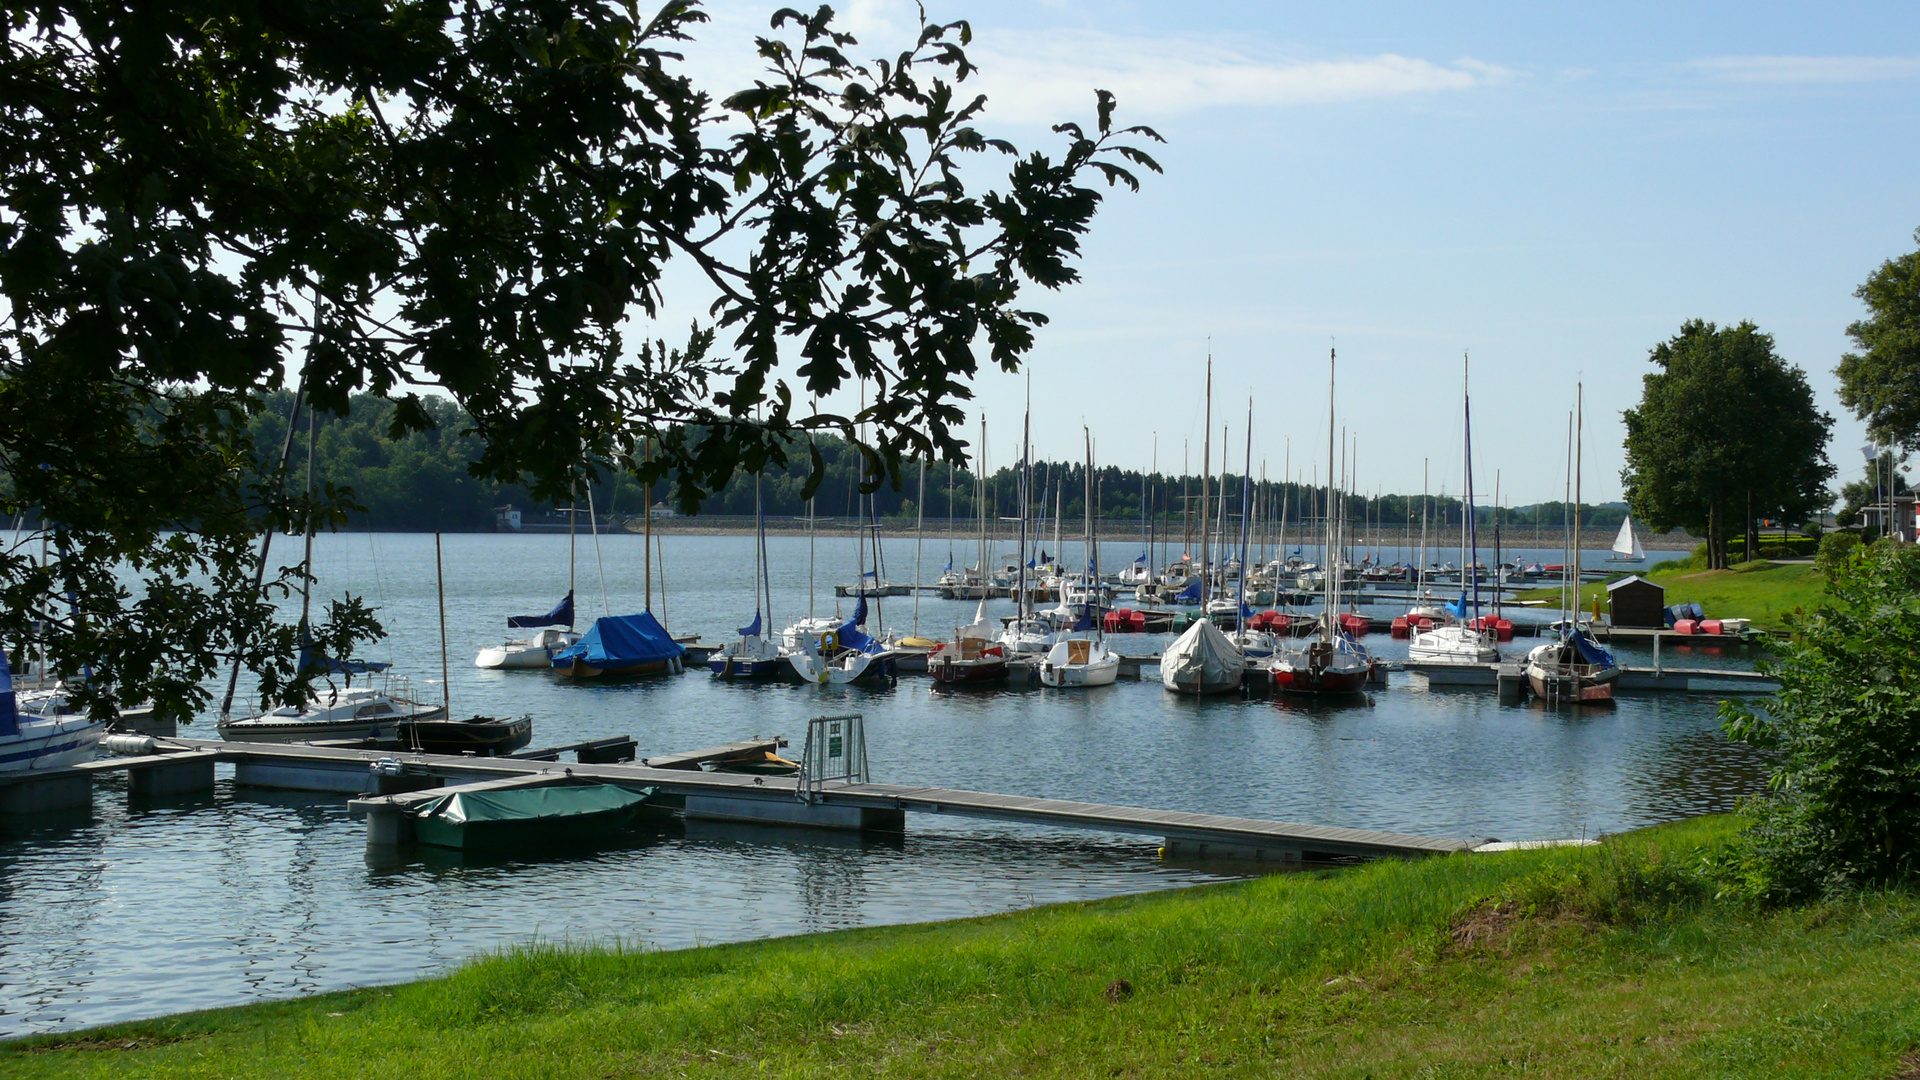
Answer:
1520;559;1826;630
8;816;1919;1079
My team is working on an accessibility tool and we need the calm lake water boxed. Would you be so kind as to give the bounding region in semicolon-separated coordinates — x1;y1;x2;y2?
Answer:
0;532;1768;1037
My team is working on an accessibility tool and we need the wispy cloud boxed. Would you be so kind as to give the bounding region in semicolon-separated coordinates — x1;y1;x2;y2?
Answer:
1689;55;1920;84
969;33;1514;124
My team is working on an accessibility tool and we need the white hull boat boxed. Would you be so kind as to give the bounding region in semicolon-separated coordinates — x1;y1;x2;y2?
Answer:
2;685;109;772
1038;637;1120;688
218;684;445;744
475;627;582;670
1407;624;1500;664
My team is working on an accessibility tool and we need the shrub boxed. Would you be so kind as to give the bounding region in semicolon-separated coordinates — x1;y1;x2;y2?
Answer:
1722;542;1920;899
1814;531;1861;581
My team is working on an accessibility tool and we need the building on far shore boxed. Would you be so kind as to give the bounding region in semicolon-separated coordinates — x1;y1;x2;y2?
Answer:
649;502;678;519
1856;494;1918;544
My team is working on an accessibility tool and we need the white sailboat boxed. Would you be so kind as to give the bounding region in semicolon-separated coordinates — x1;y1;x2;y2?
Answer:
1606;515;1646;563
1162;356;1245;695
1040;429;1121;688
1409;354;1500;665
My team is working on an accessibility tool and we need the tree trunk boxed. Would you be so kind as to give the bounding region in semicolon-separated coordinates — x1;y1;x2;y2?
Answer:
1746;490;1758;563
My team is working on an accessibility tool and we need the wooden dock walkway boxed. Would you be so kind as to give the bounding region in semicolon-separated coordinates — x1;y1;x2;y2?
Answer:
91;737;1467;861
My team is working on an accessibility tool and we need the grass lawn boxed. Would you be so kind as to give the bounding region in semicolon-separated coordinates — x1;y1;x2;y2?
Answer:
8;816;1919;1079
1517;560;1827;631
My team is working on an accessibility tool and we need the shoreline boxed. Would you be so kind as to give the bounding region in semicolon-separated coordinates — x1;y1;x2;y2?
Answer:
11;816;1916;1078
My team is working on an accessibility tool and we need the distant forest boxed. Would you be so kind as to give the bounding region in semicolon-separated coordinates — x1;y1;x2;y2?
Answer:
252;392;1631;532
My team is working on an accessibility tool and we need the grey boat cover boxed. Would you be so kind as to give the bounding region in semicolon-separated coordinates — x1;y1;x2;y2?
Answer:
1160;618;1243;689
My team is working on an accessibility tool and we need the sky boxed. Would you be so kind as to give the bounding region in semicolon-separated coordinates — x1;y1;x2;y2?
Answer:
644;0;1920;506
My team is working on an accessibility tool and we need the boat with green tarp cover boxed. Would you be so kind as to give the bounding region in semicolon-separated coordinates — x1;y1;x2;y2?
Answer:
410;784;651;850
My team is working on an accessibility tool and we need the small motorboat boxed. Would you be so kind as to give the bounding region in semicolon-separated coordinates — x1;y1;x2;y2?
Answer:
410;783;650;850
392;714;534;756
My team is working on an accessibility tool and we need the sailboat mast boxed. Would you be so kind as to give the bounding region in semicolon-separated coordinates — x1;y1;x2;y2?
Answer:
434;532;449;718
1237;399;1253;633
1200;356;1213;606
1325;344;1337;636
1018;397;1031;620
642;441;653;612
1575;380;1584;624
1464;353;1480;622
913;459;925;637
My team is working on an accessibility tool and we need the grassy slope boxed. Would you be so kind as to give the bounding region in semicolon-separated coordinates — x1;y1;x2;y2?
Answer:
9;817;1920;1079
1518;560;1827;630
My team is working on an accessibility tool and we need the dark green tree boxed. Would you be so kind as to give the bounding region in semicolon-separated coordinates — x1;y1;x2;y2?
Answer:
1722;542;1920;899
0;1;1158;720
1621;320;1833;570
1837;228;1920;451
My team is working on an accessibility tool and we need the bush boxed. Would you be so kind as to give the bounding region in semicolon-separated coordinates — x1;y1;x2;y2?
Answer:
1729;535;1820;559
1722;542;1920;899
1815;531;1861;580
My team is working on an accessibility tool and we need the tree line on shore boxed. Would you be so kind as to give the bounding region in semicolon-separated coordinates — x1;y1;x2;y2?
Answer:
259;388;1633;533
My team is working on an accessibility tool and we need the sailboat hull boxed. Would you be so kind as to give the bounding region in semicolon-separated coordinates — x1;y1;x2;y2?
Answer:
557;657;682;679
707;656;790;681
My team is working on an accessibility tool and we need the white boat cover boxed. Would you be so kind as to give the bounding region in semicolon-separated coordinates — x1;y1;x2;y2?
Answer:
1160;619;1243;691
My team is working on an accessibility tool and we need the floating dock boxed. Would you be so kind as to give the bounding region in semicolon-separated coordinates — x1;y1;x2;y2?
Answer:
1;735;1468;863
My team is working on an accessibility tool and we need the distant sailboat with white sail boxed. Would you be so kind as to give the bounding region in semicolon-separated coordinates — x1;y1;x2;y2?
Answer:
1606;515;1646;563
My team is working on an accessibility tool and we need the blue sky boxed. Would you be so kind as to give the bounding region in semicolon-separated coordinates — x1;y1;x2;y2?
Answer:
664;1;1920;506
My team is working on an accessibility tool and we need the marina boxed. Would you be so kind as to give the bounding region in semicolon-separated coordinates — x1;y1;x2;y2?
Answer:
0;531;1773;1037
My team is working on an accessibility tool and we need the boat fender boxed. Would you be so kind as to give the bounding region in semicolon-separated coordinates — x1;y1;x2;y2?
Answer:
102;734;157;756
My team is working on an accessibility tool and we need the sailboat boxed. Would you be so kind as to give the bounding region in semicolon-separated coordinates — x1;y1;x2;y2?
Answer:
221;397;445;741
1162;355;1246;695
1408;355;1500;665
928;599;1010;684
1269;345;1376;695
1606;515;1646;563
1526;384;1621;703
552;453;689;679
1040;429;1121;688
710;470;787;680
476;500;582;669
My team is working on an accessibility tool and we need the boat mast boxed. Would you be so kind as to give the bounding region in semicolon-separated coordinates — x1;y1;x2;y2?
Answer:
641;441;651;613
1017;389;1030;622
912;458;925;637
1464;353;1481;625
1084;426;1097;635
434;532;449;726
1325;343;1337;639
1574;380;1584;625
1237;399;1253;634
1200;354;1213;607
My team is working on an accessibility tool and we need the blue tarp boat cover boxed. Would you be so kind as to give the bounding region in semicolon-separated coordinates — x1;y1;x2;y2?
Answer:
508;590;575;629
834;596;880;653
1568;627;1617;669
551;611;687;670
1175;579;1202;603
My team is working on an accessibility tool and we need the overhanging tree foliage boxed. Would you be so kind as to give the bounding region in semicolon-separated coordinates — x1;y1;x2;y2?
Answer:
1620;320;1833;570
1837;228;1920;452
0;1;1159;720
